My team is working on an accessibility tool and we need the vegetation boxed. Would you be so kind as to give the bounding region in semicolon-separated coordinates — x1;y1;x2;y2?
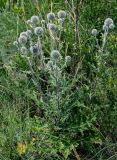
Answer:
0;1;117;160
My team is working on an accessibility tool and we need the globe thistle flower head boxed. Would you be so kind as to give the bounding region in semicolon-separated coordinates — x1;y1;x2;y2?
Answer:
104;18;114;27
65;56;71;64
109;23;115;29
18;36;27;45
26;30;32;37
20;46;27;55
31;16;39;24
30;43;40;55
47;60;53;70
58;18;64;24
51;50;62;61
20;32;28;38
26;20;32;25
58;10;66;19
34;27;44;36
47;12;55;21
48;23;56;32
91;29;97;36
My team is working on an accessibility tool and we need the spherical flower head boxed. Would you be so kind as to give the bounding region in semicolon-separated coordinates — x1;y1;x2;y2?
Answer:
48;23;56;32
51;50;62;61
31;16;39;24
30;43;40;55
34;27;44;36
47;12;55;21
47;60;53;69
65;56;71;64
109;23;115;29
18;36;27;45
104;18;114;27
91;29;97;36
20;32;28;38
58;10;66;19
26;30;32;37
58;18;64;24
20;46;27;55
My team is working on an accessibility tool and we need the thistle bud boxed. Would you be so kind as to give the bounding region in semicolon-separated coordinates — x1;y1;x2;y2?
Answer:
91;29;97;36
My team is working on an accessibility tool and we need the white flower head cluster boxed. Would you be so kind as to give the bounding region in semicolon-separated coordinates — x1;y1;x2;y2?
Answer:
91;18;115;52
14;9;69;68
58;10;66;29
103;18;115;30
46;10;67;32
